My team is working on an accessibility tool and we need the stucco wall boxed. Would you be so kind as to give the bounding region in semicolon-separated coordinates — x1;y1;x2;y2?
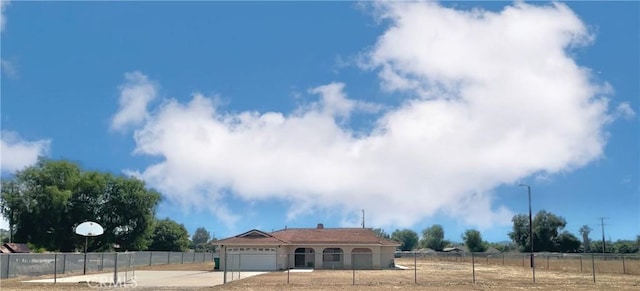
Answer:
218;244;398;270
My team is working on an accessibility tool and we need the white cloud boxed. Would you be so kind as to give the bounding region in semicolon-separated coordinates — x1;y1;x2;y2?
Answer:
1;130;50;174
120;2;616;229
614;102;636;120
110;71;158;132
1;0;9;32
1;59;17;78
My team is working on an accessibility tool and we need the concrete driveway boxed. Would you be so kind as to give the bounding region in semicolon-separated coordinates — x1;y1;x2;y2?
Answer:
26;270;266;288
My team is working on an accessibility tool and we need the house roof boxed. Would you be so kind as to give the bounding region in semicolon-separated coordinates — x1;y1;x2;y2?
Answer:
217;226;400;247
216;229;290;245
2;243;31;253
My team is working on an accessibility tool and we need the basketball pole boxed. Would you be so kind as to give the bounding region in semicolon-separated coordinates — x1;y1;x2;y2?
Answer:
84;236;88;275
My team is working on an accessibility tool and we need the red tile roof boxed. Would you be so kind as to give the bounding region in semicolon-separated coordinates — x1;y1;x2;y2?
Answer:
217;227;400;246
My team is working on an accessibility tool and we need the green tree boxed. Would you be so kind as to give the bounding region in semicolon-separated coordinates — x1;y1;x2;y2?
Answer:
0;158;161;251
612;240;639;254
509;210;572;252
148;218;190;252
372;228;390;239
556;231;581;253
421;224;446;251
462;229;487;252
532;210;566;251
0;229;9;243
508;214;530;252
391;229;419;251
191;227;211;251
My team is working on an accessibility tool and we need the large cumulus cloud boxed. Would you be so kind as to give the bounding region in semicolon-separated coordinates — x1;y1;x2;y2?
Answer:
113;2;618;229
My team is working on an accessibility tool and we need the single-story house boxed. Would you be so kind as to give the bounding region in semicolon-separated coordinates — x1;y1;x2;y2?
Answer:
216;224;400;271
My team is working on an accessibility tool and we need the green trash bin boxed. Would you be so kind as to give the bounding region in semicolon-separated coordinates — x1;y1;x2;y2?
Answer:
214;257;220;270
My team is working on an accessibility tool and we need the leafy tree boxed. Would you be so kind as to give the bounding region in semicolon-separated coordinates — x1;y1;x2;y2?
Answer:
589;240;613;253
579;225;591;253
532;210;567;251
0;229;9;243
509;210;574;252
191;227;211;252
421;224;446;251
372;228;390;239
0;158;161;251
391;229;419;251
509;214;531;252
612;240;639;254
463;229;487;252
148;218;190;252
556;231;581;253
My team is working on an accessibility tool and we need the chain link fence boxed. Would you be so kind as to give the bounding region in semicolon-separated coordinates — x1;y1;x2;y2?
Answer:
0;251;216;280
217;251;639;287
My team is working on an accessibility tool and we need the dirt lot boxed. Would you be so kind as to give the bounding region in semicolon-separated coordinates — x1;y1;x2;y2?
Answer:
215;258;640;291
2;259;639;290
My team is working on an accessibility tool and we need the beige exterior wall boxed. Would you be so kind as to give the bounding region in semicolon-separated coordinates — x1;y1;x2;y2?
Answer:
218;244;398;271
380;246;397;268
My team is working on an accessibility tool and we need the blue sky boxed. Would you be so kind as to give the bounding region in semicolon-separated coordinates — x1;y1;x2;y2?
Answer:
1;1;638;244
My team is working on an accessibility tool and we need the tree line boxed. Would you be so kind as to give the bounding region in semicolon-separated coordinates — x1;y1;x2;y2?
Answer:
376;211;639;254
0;158;215;253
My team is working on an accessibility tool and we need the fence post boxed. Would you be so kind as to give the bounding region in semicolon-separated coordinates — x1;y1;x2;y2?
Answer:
149;252;153;266
167;252;170;264
181;252;184;264
131;253;136;279
502;253;505;265
203;252;206;263
472;253;476;284
223;250;227;284
522;254;524;267
114;253;119;285
622;256;625;274
580;256;582;272
591;254;596;283
5;254;10;278
546;255;549;269
54;253;57;284
62;254;66;274
414;251;417;284
100;253;104;271
287;253;290;284
352;253;355;285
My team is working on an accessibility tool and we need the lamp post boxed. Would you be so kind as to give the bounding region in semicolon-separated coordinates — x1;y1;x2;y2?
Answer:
519;184;535;283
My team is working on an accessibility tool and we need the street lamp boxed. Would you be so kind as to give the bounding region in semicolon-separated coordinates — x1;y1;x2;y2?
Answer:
519;184;535;283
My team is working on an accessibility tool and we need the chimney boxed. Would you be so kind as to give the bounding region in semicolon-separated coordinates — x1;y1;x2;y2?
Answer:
317;223;324;229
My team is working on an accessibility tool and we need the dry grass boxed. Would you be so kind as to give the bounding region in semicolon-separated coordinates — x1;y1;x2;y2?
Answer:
433;253;640;275
213;258;640;291
2;258;639;290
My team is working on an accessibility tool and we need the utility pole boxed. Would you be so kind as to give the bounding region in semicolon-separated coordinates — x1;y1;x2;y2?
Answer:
361;209;365;228
598;217;608;253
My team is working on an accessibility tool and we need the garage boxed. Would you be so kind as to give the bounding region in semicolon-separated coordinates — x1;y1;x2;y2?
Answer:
352;248;373;269
226;247;277;271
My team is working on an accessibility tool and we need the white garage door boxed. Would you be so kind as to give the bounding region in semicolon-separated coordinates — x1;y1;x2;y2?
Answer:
227;247;277;271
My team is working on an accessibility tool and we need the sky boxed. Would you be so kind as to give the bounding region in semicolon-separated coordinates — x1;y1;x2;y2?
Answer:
0;1;638;244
